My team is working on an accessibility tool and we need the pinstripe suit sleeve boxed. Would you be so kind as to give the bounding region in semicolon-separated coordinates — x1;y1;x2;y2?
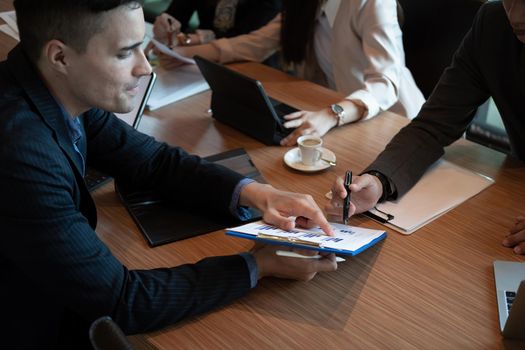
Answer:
83;108;247;217
0;109;252;334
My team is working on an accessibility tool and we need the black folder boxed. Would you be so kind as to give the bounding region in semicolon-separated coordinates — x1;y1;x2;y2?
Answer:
115;148;264;247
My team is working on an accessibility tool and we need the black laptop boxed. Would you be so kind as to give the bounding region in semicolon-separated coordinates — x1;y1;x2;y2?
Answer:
84;72;156;191
194;55;297;145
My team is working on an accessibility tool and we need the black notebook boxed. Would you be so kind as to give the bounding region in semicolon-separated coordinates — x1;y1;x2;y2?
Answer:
115;148;264;247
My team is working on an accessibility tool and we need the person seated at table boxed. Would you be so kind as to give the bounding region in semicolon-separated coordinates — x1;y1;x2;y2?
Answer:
326;0;525;255
1;1;338;348
153;0;425;146
152;0;282;46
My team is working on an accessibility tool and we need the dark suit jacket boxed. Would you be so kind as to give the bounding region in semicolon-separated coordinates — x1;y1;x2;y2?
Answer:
365;1;525;197
167;0;281;38
0;45;252;349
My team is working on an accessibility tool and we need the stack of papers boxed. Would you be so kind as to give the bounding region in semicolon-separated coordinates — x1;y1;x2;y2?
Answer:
0;11;19;41
150;38;196;64
227;220;386;256
144;23;209;110
147;65;209;110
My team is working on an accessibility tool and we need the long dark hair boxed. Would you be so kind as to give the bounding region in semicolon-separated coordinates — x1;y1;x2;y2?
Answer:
280;0;322;64
280;0;404;64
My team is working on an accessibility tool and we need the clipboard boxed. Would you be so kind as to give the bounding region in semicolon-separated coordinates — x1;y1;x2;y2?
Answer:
364;160;494;234
226;220;387;256
116;148;264;247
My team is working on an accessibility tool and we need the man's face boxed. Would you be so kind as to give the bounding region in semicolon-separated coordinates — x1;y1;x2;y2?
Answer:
64;5;152;114
503;0;525;44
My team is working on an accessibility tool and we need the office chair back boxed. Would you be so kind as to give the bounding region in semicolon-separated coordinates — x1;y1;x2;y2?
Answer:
89;316;134;350
467;99;511;154
399;0;486;98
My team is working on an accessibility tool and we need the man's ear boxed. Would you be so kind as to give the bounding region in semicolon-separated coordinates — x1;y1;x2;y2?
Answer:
42;39;71;74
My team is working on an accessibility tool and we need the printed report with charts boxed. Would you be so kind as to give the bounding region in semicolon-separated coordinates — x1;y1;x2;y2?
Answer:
226;221;386;256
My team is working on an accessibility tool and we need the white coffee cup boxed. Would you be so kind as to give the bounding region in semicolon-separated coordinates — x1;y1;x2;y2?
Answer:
297;135;323;166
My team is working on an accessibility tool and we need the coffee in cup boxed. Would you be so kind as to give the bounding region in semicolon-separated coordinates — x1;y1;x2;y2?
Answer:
297;135;323;166
300;139;322;147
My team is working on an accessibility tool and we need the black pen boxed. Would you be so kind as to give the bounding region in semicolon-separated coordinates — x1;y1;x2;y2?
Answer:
343;170;352;225
167;17;174;48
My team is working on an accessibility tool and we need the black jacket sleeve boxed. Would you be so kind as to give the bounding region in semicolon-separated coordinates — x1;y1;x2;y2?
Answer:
364;3;491;197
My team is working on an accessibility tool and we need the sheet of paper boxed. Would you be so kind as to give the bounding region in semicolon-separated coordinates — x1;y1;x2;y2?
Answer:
228;220;385;253
368;159;494;234
142;22;153;51
147;65;209;110
150;38;195;64
0;11;18;34
0;23;18;41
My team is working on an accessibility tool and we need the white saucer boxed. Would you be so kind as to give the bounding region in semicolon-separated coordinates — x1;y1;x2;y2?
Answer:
284;147;336;172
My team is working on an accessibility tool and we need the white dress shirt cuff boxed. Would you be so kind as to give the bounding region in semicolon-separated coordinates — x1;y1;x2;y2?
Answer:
347;90;381;120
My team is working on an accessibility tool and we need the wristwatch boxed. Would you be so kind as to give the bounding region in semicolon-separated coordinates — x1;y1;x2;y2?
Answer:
177;33;192;46
330;103;346;126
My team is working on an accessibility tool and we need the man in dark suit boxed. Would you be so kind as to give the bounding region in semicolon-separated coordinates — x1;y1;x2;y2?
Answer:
0;1;337;348
327;0;525;254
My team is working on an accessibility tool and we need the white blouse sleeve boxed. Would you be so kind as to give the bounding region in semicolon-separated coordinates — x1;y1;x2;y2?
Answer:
347;0;405;119
211;14;282;64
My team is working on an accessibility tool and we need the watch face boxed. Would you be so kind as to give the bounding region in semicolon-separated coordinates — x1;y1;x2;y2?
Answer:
332;104;344;115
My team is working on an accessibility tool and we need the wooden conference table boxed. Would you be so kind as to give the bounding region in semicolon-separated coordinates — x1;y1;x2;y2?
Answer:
1;3;525;349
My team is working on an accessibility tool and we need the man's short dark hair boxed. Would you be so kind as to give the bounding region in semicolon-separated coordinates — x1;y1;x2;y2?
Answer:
14;0;145;63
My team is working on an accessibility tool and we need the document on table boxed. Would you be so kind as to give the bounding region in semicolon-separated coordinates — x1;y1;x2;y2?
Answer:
147;65;209;110
226;220;386;256
0;11;19;41
150;38;195;64
0;24;18;41
365;159;494;235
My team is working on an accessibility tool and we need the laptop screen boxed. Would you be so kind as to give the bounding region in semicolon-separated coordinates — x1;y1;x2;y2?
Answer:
493;260;525;338
114;72;156;128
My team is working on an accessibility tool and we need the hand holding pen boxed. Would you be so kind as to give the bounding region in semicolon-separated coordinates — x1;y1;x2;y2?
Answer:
151;14;181;48
325;172;384;221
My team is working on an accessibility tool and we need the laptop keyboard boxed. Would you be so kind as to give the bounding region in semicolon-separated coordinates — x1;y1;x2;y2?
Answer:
505;290;516;313
269;97;298;139
84;168;112;192
269;97;298;119
274;103;298;118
